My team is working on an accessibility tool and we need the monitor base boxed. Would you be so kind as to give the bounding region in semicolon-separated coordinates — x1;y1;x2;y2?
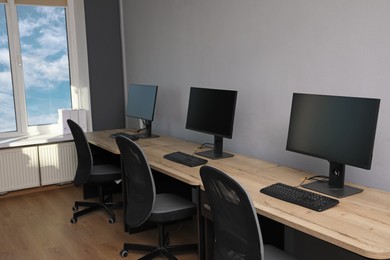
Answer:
302;181;363;198
196;150;233;160
136;133;159;139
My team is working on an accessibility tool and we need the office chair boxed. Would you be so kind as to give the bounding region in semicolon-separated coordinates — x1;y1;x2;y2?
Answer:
67;119;122;224
115;135;198;259
200;165;297;260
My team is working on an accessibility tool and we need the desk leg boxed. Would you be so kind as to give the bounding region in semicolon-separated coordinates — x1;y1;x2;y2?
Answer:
198;211;215;260
204;218;214;260
194;187;206;260
196;188;215;260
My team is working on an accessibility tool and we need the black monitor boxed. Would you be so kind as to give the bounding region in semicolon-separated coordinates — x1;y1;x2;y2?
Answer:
126;84;159;138
286;93;380;197
186;87;238;159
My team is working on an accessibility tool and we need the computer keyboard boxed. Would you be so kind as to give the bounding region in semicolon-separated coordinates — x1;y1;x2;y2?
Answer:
110;132;139;141
163;151;208;167
260;182;339;212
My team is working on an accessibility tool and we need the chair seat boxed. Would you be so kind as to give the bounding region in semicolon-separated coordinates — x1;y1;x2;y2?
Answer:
89;164;121;184
149;193;197;223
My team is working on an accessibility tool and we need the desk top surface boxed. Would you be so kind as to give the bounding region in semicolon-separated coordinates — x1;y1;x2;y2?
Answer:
86;129;390;259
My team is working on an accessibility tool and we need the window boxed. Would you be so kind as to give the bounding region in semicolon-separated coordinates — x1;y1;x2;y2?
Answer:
0;0;75;136
0;3;17;132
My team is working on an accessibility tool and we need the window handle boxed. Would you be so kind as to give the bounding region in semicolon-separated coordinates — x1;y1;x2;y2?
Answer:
17;55;22;66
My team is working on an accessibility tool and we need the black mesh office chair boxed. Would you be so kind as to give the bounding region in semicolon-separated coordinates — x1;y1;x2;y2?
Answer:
115;135;198;259
200;165;297;260
67;119;122;224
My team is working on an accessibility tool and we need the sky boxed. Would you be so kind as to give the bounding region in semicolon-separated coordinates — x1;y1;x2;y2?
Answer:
0;4;71;133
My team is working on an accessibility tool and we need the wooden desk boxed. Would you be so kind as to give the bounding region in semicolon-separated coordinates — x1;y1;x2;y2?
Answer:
86;129;390;260
86;129;201;185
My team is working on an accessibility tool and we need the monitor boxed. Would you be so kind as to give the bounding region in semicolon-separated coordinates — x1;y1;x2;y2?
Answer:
186;87;238;159
286;93;380;197
126;84;159;138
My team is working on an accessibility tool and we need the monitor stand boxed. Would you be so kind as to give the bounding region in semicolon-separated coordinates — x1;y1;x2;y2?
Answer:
136;121;159;139
302;161;363;198
195;136;233;159
302;181;363;198
196;150;233;159
137;133;159;139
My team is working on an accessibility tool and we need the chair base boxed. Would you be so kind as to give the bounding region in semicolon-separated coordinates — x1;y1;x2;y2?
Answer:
71;185;122;224
71;200;121;224
121;243;197;260
120;224;197;259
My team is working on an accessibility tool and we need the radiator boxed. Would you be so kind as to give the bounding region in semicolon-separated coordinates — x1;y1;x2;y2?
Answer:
39;142;77;186
0;146;40;193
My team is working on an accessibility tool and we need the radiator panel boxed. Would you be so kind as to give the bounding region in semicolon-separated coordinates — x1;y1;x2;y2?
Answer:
0;147;40;193
39;142;77;186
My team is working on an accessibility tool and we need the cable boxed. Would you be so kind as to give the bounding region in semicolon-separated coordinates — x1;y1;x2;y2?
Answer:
298;175;329;187
199;143;214;149
136;120;146;133
192;143;214;156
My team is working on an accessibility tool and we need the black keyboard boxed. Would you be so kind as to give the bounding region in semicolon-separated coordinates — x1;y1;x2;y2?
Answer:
260;183;339;212
164;151;208;167
110;132;139;141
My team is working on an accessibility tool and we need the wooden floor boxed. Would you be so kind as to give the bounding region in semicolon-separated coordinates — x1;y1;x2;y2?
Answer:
0;185;199;260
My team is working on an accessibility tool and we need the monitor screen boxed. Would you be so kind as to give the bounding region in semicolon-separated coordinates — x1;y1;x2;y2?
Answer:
126;84;158;121
286;93;380;197
186;87;237;138
186;87;238;159
126;84;158;138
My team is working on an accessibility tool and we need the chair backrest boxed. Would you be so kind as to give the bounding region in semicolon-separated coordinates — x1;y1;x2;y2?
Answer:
200;165;264;260
67;119;93;186
115;135;156;228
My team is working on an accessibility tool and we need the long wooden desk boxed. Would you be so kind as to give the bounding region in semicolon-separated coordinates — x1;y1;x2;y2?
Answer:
86;129;390;260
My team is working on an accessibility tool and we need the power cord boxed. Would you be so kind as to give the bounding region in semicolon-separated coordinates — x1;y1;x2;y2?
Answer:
298;175;329;187
192;143;214;156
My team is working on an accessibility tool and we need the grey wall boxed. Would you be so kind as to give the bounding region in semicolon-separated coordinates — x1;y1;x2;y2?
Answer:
85;0;125;131
121;0;390;191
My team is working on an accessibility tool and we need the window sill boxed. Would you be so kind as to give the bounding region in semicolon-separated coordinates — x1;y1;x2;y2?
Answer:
0;133;74;149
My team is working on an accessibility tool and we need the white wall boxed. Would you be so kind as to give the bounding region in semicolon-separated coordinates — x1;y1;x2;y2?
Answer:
69;0;92;130
121;0;390;191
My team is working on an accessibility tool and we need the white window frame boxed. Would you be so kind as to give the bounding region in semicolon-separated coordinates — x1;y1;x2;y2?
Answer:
1;0;83;137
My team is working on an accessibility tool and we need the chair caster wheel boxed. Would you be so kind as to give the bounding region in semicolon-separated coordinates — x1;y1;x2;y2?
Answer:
109;217;115;224
164;232;170;246
120;249;128;257
70;217;77;224
72;206;79;212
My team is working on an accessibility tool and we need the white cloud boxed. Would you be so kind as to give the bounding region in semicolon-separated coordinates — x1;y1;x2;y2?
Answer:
0;5;71;129
22;54;69;89
18;18;40;38
27;113;58;126
0;6;70;91
0;71;13;92
0;35;8;46
0;91;16;132
0;48;11;67
17;6;70;90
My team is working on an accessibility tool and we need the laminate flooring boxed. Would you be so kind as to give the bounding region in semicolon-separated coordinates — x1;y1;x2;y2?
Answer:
0;185;198;260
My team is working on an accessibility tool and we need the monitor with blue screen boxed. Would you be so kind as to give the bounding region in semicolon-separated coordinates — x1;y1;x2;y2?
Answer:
126;84;158;138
